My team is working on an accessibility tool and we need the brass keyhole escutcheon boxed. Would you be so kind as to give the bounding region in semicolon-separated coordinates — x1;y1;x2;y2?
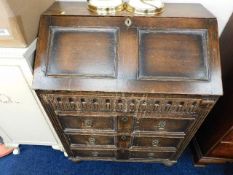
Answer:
121;116;128;122
121;135;127;141
125;18;132;27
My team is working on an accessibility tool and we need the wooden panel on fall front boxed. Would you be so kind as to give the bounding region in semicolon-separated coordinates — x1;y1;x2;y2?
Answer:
138;29;209;81
47;27;118;78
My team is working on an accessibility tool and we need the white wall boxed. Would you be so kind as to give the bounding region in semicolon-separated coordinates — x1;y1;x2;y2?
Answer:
165;0;233;34
57;0;233;35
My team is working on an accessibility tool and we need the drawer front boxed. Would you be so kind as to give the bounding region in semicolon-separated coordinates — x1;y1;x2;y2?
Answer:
211;142;233;159
73;149;116;158
67;134;115;147
58;114;116;131
130;150;173;159
134;117;194;133
132;136;182;148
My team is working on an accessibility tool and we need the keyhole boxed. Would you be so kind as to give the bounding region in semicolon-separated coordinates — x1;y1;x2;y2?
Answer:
125;18;132;27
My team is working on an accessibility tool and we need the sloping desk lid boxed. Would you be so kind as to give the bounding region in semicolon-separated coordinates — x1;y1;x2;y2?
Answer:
33;2;222;96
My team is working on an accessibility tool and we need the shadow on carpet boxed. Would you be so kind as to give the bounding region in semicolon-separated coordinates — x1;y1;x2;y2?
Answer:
0;145;232;175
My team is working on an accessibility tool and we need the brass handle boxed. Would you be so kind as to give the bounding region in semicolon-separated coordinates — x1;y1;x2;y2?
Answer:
158;120;167;130
84;119;93;128
89;137;96;145
152;139;159;147
147;152;155;158
92;151;99;157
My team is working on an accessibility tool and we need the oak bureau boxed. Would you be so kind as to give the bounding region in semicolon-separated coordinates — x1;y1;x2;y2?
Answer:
33;2;222;165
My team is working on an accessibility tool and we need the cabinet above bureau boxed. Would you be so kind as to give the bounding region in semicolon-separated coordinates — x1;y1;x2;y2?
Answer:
33;2;222;165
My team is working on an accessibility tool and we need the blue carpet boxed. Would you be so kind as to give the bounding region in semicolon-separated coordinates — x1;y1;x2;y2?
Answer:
0;145;232;175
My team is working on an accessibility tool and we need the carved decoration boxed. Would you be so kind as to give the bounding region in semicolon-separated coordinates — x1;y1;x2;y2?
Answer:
43;94;205;114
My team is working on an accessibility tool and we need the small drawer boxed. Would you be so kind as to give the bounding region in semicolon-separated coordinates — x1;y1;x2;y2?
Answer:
67;134;115;147
73;149;116;158
132;136;182;148
58;114;116;131
130;150;173;159
134;117;194;133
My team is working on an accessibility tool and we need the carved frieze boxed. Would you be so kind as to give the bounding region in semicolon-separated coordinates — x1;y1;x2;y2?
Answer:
42;94;213;115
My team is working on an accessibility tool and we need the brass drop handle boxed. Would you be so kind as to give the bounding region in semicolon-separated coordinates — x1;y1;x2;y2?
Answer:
84;119;93;128
148;152;155;158
89;137;96;145
158;120;166;130
152;139;159;147
92;151;99;157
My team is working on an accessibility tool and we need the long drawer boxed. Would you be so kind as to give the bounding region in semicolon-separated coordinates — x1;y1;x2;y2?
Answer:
66;133;183;150
57;113;194;134
72;148;175;160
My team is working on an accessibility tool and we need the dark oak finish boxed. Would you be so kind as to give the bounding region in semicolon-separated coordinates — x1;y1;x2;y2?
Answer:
33;2;222;165
192;13;233;166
